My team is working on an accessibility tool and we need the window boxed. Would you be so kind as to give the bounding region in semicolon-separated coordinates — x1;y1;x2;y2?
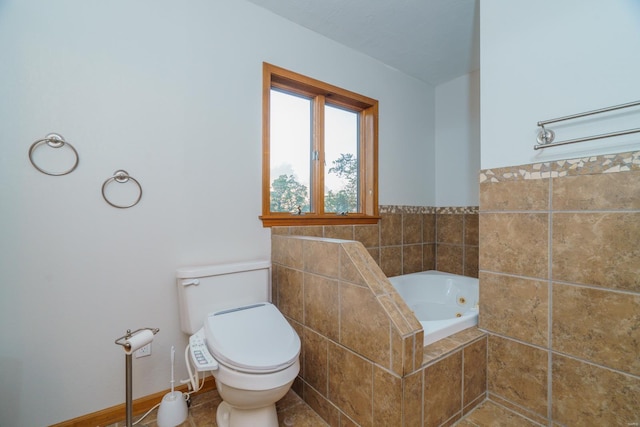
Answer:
261;63;379;227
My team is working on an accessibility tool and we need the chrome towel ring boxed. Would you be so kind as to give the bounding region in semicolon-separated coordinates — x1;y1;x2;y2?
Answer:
101;170;143;209
28;133;79;176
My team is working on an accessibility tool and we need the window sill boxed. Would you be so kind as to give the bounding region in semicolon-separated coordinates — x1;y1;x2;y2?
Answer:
260;214;380;227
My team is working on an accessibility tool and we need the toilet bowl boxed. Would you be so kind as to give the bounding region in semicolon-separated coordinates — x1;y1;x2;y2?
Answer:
176;261;301;427
204;303;300;427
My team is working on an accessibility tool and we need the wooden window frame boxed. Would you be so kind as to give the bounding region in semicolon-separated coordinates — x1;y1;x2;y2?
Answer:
260;63;379;227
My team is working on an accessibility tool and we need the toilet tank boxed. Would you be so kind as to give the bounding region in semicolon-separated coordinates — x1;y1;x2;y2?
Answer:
176;260;271;335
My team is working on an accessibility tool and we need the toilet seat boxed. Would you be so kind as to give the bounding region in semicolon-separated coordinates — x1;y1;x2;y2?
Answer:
204;302;300;374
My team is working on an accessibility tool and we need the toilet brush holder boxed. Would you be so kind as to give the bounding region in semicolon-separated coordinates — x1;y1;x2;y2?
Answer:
157;345;188;427
157;391;188;427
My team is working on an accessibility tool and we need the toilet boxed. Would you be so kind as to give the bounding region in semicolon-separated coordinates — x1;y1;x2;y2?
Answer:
176;261;300;427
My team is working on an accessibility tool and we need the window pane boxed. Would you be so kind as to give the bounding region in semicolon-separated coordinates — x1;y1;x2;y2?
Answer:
324;104;359;213
269;89;312;213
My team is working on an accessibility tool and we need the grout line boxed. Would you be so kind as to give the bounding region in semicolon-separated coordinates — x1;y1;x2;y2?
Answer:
547;176;553;422
550;349;640;380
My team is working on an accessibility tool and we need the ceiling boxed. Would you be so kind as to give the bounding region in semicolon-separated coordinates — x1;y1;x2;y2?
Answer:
246;0;479;86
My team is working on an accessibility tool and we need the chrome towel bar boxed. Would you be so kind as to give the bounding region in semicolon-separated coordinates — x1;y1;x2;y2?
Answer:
535;100;640;150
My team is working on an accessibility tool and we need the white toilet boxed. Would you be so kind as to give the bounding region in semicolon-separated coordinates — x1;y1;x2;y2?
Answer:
176;261;300;427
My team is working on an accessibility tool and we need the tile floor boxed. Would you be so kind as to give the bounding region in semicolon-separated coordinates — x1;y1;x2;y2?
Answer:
454;401;544;427
110;389;543;427
108;389;327;427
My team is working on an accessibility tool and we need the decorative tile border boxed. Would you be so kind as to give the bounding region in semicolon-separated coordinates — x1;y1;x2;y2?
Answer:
379;205;479;214
379;205;436;214
480;150;640;183
435;206;479;214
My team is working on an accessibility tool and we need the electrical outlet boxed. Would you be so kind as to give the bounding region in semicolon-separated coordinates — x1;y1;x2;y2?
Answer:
135;343;152;358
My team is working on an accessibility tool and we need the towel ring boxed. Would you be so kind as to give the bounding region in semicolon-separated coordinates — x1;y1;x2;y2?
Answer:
28;133;79;176
101;170;143;209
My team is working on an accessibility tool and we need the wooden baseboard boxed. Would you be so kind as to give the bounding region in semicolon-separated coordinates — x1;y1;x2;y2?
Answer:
50;377;216;427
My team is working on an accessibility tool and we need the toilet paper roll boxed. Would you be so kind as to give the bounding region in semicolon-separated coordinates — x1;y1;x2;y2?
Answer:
124;329;154;355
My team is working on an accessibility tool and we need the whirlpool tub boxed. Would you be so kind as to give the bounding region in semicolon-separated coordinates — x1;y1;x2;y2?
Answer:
388;270;479;346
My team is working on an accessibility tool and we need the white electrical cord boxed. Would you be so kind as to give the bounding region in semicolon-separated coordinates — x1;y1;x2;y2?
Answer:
181;344;206;395
130;344;206;426
132;403;161;426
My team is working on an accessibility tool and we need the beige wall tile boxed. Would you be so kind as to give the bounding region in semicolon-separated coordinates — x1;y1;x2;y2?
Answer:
552;354;640;426
303;383;340;426
487;335;548;417
304;273;339;341
290;226;323;237
402;332;414;375
272;235;304;269
328;343;373;427
463;338;487;407
479;272;548;346
436;244;464;275
276;265;304;323
373;366;402;426
403;244;423;274
389;290;423;332
552;170;640;211
413;329;424;370
464;246;479;278
339;282;391;367
339;247;367;287
339;414;359;426
380;246;402;277
424;351;462;427
304;239;340;278
403;213;423;244
341;242;395;295
552;212;640;292
437;214;464;244
381;213;402;246
480;213;549;279
378;295;412;336
423;243;436;270
423;213;436;242
289;320;304;377
354;224;379;248
303;327;329;396
403;369;424;427
390;327;404;375
366;247;380;266
464;213;479;246
552;283;640;375
324;225;354;240
463;394;485;415
480;179;549;211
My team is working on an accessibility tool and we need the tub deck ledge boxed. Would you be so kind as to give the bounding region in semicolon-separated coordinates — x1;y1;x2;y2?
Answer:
422;326;487;367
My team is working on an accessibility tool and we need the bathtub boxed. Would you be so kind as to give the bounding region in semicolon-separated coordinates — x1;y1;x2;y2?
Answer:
388;270;479;346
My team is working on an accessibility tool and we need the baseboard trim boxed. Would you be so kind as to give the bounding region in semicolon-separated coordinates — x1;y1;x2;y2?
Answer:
50;377;216;427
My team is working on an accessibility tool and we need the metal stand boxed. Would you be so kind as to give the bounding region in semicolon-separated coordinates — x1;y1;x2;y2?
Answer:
126;352;133;427
114;327;160;427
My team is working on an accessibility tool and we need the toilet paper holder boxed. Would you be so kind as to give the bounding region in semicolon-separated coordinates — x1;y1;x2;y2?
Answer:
115;327;160;427
114;327;160;352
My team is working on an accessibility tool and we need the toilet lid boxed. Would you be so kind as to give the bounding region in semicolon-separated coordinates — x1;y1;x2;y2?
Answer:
204;302;300;373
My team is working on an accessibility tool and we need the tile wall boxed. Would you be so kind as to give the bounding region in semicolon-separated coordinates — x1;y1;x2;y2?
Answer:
479;150;640;425
271;235;486;426
273;205;479;279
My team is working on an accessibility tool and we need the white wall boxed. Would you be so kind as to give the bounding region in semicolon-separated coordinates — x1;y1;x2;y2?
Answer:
481;0;640;170
0;1;434;425
435;70;480;206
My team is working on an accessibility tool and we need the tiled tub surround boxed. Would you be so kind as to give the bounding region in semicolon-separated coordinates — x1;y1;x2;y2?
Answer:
271;235;486;426
272;205;479;279
479;150;640;426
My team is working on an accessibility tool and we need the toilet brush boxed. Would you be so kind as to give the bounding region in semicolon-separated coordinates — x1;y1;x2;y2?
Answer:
157;346;188;427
